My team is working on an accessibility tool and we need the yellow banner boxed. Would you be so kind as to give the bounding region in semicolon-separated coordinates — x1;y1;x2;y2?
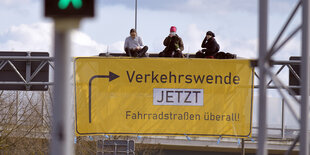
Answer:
74;57;254;137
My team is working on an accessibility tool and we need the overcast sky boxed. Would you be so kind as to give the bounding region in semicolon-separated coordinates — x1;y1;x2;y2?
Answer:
0;0;302;58
0;0;304;128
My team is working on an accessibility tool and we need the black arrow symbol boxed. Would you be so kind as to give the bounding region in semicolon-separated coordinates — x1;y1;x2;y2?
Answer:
88;72;120;123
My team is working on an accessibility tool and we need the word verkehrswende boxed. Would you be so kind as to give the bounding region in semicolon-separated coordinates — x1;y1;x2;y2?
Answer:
126;71;240;85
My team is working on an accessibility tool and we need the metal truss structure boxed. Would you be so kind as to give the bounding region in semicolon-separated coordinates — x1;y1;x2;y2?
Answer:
2;1;310;149
0;54;54;90
258;0;309;154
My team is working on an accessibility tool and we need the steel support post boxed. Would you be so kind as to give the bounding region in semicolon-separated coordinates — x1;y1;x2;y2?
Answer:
300;0;310;154
241;139;245;155
26;52;31;90
50;19;79;155
281;98;285;139
135;0;138;31
257;0;268;154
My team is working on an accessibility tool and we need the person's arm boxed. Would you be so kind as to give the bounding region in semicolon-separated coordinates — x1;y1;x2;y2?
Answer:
201;37;208;48
163;36;171;46
124;38;129;51
138;36;144;46
179;37;184;52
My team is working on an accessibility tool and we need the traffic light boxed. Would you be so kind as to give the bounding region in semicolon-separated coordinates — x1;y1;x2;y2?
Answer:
58;0;83;10
45;0;94;18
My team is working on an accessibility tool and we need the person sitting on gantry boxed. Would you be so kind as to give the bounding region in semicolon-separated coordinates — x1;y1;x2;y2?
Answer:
124;28;148;57
196;31;220;58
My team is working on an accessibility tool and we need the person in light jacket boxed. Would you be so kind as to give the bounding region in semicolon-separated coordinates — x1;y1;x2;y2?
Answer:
124;28;148;57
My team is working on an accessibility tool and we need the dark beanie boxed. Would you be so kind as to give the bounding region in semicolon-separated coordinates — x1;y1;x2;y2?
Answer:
206;31;215;37
130;29;136;33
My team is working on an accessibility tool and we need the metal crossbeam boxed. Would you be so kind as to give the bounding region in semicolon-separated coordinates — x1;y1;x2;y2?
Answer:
0;56;54;61
267;69;300;102
0;60;8;70
30;60;48;81
265;69;300;123
266;65;285;86
271;25;302;56
7;60;27;83
0;82;54;85
285;134;300;155
265;0;301;59
287;64;301;82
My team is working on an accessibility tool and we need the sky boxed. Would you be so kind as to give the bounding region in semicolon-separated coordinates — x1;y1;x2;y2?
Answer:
0;0;302;58
0;0;305;129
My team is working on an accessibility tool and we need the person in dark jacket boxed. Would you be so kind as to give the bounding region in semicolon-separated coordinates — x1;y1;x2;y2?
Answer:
159;26;184;58
196;31;220;58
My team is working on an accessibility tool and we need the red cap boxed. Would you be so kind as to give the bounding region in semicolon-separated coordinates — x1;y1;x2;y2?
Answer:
170;26;177;32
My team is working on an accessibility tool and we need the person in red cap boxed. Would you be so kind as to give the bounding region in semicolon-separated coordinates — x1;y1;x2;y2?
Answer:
196;31;220;58
159;26;184;58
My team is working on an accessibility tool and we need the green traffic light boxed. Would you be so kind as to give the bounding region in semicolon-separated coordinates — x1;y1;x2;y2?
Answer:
58;0;83;10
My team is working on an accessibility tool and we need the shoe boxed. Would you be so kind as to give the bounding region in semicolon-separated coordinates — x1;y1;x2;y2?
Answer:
138;50;147;57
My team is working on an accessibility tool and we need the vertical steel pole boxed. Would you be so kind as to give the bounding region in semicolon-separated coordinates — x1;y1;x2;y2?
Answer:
281;98;285;139
50;21;74;155
42;91;45;125
26;52;31;90
241;139;245;155
257;0;268;154
135;0;137;31
15;91;18;123
300;0;310;154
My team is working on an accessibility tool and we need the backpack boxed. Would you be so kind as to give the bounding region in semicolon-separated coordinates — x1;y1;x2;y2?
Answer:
214;52;236;59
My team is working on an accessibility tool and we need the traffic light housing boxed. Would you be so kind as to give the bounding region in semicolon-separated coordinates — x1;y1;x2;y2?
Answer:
45;0;94;18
